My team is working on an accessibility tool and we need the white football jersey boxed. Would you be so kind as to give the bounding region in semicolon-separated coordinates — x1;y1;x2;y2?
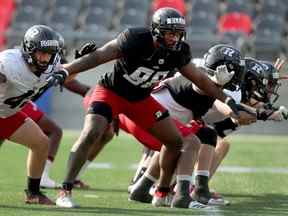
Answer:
0;49;60;117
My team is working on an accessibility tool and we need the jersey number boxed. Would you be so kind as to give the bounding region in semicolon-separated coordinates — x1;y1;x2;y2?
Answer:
123;67;168;88
4;84;49;109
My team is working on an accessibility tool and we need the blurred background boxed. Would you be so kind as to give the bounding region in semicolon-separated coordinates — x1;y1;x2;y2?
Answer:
0;0;288;134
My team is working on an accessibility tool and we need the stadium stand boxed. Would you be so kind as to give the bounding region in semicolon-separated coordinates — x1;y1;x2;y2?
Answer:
2;0;288;60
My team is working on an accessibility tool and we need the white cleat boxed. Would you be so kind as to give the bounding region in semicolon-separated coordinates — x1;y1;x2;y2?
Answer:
188;200;213;209
208;197;230;206
56;190;79;208
40;176;61;189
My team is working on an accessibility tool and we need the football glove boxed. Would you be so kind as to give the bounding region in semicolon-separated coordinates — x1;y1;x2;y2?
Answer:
47;69;69;91
267;106;288;121
74;42;98;59
210;65;234;86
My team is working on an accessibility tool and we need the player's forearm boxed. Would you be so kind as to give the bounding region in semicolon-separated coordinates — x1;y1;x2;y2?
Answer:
64;39;122;75
64;79;90;97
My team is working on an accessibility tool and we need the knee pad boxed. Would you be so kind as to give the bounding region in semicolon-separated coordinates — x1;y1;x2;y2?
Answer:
87;101;113;123
196;126;217;147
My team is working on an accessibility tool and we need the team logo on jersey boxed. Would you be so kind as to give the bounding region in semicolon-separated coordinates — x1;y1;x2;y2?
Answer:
154;110;163;120
158;59;164;65
166;17;185;25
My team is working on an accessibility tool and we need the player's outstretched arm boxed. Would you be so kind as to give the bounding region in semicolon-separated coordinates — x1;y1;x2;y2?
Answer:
64;39;123;75
179;62;240;118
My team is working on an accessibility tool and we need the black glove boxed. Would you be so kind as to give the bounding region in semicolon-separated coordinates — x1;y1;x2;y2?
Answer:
225;97;239;117
256;108;274;121
47;69;69;91
74;42;98;59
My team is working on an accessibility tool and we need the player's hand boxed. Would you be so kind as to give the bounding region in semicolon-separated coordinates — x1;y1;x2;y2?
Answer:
268;106;288;121
47;69;69;91
225;97;239;118
74;42;98;59
211;65;234;86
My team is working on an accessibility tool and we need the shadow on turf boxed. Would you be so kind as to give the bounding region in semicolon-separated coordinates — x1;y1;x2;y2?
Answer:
220;193;288;215
0;205;208;215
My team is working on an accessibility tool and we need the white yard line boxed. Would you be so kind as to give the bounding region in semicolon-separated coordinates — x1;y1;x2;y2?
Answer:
89;163;288;174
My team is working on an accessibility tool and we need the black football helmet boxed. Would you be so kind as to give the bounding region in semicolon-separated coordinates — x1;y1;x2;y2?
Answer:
55;31;68;64
22;25;60;72
260;61;281;104
151;7;186;51
242;57;268;103
203;44;245;91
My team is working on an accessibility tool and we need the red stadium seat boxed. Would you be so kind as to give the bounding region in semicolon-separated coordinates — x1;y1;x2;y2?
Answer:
152;0;186;16
218;12;253;36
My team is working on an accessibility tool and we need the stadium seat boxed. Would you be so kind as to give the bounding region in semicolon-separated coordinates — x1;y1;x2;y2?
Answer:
151;0;186;16
123;0;150;11
190;0;218;15
86;0;116;10
118;10;147;31
18;0;48;11
83;8;113;32
9;7;44;31
225;0;253;15
189;11;217;35
187;29;218;58
218;12;253;36
254;15;285;36
260;0;286;19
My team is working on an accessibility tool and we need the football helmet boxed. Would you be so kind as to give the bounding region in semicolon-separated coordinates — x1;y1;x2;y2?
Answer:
22;25;60;72
242;57;268;103
151;7;186;51
203;44;245;91
55;31;68;64
260;61;281;103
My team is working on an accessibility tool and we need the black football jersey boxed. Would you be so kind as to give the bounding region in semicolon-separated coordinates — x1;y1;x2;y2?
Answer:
99;27;192;101
164;75;216;119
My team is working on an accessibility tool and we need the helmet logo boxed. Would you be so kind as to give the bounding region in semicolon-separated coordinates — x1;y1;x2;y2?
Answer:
29;28;40;37
166;17;185;25
222;47;235;57
40;40;59;47
251;63;263;74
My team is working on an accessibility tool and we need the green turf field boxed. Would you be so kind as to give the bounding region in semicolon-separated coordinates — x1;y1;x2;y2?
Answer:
0;131;287;216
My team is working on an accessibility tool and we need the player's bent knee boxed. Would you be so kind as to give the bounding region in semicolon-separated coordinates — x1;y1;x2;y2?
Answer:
196;126;217;147
87;101;113;123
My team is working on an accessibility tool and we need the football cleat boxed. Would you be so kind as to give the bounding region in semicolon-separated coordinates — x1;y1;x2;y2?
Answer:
40;176;61;189
208;190;230;206
25;189;55;205
152;190;173;207
56;189;79;208
129;186;153;203
191;187;211;205
188;200;213;209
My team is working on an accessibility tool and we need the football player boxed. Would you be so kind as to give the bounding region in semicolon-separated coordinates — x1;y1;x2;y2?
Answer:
120;44;255;208
207;57;288;183
0;25;68;205
55;8;243;208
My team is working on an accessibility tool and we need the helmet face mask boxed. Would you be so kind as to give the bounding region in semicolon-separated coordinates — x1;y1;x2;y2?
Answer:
151;7;186;51
260;61;281;104
243;58;269;103
204;44;245;91
22;25;60;73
